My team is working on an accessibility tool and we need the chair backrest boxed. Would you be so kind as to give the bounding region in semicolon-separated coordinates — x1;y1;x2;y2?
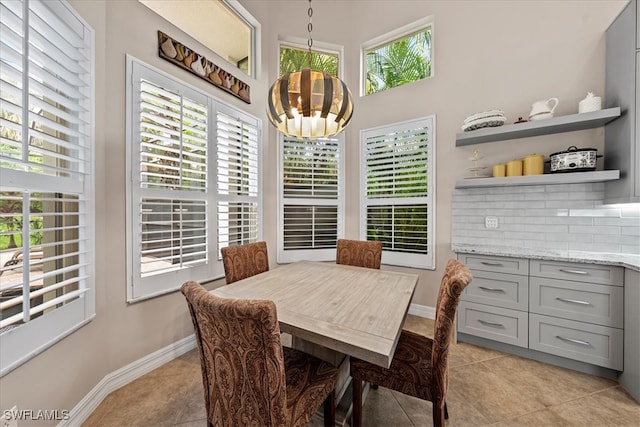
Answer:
221;241;269;284
181;281;289;427
336;239;382;269
431;259;473;401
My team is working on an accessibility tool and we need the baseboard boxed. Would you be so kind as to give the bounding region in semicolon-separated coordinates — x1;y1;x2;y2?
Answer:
59;335;196;427
408;303;435;319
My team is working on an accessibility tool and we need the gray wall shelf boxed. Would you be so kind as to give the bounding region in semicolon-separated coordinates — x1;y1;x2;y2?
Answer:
456;107;621;147
455;170;620;188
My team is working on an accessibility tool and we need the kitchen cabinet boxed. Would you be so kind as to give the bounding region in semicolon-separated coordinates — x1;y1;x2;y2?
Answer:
455;108;620;147
457;255;529;348
619;268;640;402
604;0;639;204
457;253;625;374
528;260;624;371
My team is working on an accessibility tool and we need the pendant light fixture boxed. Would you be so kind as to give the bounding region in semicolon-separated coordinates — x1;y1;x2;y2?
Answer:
267;0;353;139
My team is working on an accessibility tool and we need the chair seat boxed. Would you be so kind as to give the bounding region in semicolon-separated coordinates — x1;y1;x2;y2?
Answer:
350;329;434;402
283;347;338;427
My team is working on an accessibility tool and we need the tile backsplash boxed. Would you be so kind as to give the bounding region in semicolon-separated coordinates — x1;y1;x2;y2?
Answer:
451;183;640;255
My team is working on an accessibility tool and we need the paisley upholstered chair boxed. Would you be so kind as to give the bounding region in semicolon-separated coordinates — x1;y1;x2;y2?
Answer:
335;239;383;269
181;281;338;427
349;259;473;427
220;241;269;284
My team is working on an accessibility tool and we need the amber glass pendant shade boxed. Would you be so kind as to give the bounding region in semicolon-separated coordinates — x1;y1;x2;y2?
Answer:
267;68;353;139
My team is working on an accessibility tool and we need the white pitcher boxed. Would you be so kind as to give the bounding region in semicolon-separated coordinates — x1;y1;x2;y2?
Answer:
529;98;559;120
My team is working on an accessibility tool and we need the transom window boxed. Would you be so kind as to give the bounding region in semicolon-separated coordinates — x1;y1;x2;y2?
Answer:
363;16;433;95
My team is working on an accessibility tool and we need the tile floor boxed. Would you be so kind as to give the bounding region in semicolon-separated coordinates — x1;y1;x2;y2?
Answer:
83;315;640;426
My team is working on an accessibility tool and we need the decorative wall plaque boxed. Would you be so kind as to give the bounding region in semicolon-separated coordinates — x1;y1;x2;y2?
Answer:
158;31;250;104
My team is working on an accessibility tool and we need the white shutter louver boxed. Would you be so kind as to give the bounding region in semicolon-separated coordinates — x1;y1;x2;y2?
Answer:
127;59;262;301
279;137;343;260
361;117;434;268
134;77;209;281
216;109;259;253
1;0;95;375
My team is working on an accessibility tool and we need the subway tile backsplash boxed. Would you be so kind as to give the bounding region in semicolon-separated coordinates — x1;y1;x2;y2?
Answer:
451;183;640;255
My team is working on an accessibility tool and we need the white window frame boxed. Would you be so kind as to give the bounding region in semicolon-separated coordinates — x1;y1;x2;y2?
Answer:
0;0;95;376
277;135;345;263
360;116;436;270
126;56;261;302
276;37;346;263
360;16;434;97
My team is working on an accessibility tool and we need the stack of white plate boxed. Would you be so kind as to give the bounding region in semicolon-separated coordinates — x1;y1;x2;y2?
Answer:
461;110;506;132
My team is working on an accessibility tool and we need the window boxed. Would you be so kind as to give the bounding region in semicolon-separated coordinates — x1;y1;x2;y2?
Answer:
127;57;260;302
362;17;433;95
139;0;259;77
278;137;343;263
0;0;95;375
360;116;435;269
279;44;339;76
277;38;345;263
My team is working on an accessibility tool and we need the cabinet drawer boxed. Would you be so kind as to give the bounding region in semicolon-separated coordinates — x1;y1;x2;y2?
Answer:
458;301;528;348
458;254;528;275
529;314;623;370
530;260;624;286
461;271;528;311
530;277;624;328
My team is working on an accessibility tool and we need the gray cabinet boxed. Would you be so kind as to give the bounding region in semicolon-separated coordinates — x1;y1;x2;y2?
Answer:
457;254;529;347
457;254;625;371
619;268;640;402
605;0;639;203
528;260;624;371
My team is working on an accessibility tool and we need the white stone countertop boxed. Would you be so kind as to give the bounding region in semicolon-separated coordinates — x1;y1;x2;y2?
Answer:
452;244;640;272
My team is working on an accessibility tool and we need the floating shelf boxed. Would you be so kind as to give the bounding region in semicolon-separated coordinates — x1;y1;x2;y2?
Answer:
455;170;620;188
455;107;621;147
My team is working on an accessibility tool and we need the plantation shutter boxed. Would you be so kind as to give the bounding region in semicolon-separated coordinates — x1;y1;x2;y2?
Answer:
216;107;259;255
361;116;435;269
129;63;211;300
278;136;343;262
0;0;95;375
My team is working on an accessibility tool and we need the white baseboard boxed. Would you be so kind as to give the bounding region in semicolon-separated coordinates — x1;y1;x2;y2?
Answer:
59;335;196;427
408;302;436;319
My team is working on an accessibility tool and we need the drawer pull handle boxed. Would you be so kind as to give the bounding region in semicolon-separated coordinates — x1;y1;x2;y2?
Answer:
480;261;504;267
559;268;588;276
555;297;591;306
478;319;505;328
556;335;591;347
479;286;506;293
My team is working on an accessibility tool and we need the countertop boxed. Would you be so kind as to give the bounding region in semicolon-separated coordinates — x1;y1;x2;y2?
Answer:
452;244;640;272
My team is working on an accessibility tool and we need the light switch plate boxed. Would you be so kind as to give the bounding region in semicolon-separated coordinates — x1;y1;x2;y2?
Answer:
485;216;499;228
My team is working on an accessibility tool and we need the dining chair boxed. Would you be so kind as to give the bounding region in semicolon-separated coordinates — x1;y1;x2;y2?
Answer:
336;238;383;269
220;240;269;284
349;258;473;427
181;281;338;427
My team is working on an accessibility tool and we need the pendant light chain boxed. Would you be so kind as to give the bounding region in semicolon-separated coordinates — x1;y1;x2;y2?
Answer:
307;0;313;69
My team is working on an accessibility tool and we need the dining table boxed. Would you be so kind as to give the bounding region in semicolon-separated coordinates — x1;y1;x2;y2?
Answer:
210;260;419;423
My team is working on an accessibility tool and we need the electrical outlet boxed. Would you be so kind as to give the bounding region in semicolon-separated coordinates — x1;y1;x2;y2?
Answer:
1;406;18;427
485;216;499;229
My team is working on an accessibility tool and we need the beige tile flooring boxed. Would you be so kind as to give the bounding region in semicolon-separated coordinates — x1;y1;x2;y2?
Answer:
83;315;640;426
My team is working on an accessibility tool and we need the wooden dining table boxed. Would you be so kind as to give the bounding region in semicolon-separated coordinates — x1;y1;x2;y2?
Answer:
210;260;419;422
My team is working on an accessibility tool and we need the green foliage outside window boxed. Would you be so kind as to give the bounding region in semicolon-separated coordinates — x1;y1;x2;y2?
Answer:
366;28;432;95
279;45;338;76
